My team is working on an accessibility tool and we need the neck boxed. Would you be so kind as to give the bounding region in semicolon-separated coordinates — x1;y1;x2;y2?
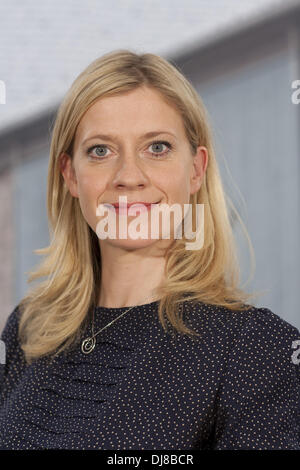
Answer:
97;244;167;308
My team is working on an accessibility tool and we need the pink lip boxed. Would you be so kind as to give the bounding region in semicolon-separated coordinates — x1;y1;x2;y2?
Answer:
114;202;154;207
105;201;160;214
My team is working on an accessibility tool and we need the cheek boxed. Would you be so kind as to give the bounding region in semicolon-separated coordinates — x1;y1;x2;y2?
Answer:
77;168;104;197
76;169;106;229
158;166;190;203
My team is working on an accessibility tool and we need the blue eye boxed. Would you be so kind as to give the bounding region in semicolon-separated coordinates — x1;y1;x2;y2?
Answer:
86;140;172;160
87;145;111;158
149;141;172;156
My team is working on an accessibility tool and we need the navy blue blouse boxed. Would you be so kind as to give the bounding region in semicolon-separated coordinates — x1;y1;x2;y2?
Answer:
0;300;299;450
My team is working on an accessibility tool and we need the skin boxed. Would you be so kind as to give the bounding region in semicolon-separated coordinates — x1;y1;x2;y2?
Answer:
60;85;208;307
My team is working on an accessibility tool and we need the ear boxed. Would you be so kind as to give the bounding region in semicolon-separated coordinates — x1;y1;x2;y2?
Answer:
59;152;79;198
189;146;208;195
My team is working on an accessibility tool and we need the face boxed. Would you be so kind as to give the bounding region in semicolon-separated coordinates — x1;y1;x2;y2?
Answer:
60;86;208;252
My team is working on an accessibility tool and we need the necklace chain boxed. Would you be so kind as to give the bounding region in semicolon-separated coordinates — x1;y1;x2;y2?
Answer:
81;297;154;354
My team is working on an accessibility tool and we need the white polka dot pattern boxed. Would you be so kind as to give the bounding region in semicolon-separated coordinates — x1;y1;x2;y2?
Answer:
0;300;299;449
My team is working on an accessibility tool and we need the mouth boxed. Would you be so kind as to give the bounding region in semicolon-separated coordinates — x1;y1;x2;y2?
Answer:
114;200;160;207
105;200;161;214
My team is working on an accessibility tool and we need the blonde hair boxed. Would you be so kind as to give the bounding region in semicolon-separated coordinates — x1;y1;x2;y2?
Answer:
18;49;263;364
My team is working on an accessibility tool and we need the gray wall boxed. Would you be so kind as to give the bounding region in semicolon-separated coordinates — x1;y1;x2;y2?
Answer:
13;150;49;306
193;46;300;328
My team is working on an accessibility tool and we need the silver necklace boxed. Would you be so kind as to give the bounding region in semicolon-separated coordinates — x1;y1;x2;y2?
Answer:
81;297;154;354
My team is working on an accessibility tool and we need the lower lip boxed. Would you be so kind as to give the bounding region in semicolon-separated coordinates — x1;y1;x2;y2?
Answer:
108;203;160;215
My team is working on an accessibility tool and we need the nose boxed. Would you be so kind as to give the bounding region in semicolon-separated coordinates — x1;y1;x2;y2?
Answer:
112;150;149;189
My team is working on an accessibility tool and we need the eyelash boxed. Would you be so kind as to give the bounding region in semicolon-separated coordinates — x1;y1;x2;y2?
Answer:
86;140;173;160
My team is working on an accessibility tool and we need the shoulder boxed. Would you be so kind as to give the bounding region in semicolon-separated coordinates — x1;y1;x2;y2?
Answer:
184;299;299;333
183;300;300;358
0;304;25;372
1;304;22;346
0;305;28;403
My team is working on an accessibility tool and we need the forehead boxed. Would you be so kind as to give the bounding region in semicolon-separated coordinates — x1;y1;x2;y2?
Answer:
74;86;186;143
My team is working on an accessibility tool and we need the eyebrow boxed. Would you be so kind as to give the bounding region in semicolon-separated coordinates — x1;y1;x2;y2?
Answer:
81;131;177;146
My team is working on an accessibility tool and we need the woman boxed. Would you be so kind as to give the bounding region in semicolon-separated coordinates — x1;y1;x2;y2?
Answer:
0;49;299;450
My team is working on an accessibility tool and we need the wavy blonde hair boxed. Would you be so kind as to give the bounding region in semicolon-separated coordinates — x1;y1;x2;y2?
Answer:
18;49;263;364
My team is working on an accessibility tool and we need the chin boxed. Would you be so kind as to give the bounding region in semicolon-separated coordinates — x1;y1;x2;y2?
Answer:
100;236;161;251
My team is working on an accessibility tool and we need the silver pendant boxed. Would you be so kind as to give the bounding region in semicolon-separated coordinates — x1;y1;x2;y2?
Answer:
81;336;96;354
